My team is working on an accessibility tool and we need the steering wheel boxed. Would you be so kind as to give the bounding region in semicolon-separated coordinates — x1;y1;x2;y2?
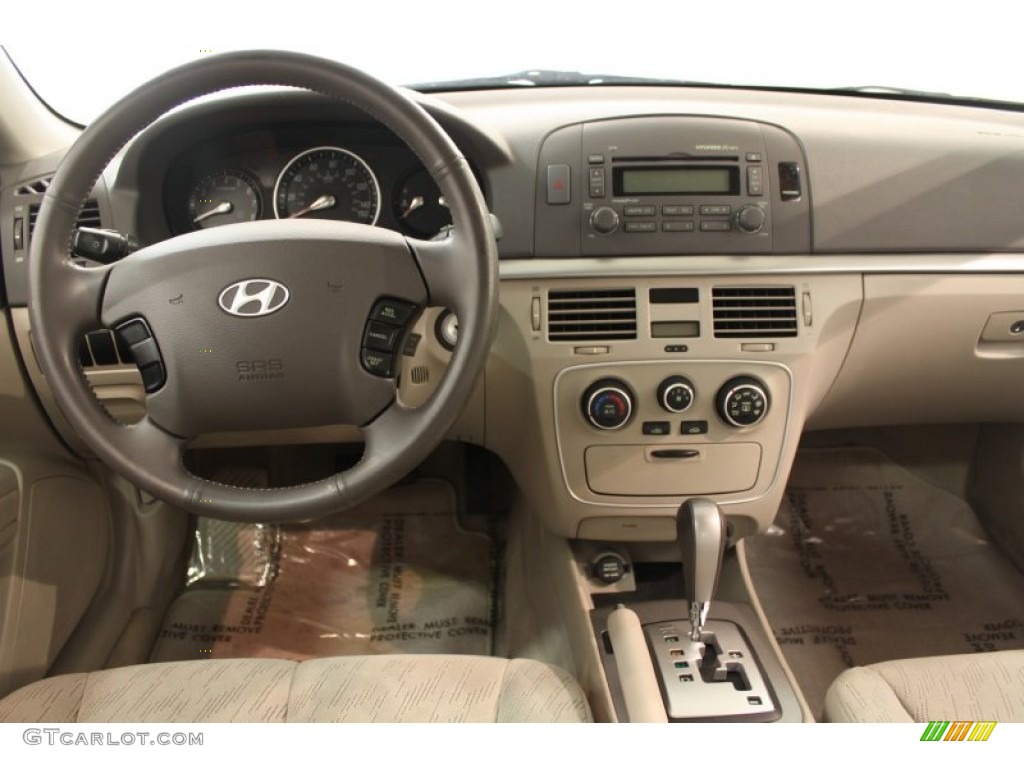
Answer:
28;51;498;521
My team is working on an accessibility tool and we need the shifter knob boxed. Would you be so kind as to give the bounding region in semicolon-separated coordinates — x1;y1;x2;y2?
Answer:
677;498;726;641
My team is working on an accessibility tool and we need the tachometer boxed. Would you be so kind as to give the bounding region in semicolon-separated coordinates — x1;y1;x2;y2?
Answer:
187;170;262;230
273;146;380;224
393;167;451;238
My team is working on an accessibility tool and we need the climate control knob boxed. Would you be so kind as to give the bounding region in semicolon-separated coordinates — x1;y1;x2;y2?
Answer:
589;207;620;235
735;205;767;234
716;376;770;427
582;378;634;430
657;376;695;413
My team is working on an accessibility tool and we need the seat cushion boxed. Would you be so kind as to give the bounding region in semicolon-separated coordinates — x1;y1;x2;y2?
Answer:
824;650;1024;722
0;655;592;723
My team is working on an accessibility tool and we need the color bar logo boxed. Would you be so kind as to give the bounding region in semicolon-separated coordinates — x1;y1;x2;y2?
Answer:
921;721;996;741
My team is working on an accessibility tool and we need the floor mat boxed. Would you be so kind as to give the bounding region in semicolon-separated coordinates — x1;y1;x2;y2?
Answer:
151;480;496;662
743;447;1024;719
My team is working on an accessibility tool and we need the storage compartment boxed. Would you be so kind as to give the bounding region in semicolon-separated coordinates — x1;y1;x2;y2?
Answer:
585;442;761;496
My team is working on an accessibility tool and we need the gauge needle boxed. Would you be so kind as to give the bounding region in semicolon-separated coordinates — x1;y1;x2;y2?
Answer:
289;194;336;219
192;201;233;224
401;196;425;219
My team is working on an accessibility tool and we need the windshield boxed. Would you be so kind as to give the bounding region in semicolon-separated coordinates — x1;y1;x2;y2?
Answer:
7;5;1024;125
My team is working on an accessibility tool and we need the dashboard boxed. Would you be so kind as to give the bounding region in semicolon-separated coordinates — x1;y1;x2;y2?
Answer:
6;84;1024;543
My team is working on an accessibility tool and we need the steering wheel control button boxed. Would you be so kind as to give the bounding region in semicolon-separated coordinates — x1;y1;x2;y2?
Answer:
129;338;162;369
115;318;151;346
716;376;770;428
139;362;167;393
582;378;634;430
642;421;671;436
363;321;402;353
361;349;395;378
681;420;709;435
370;298;417;326
658;376;695;413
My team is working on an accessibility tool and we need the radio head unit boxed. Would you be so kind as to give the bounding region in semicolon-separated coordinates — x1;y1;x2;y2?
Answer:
534;116;811;257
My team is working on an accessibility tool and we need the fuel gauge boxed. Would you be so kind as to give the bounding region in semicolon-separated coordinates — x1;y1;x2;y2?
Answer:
187;170;262;230
392;167;451;238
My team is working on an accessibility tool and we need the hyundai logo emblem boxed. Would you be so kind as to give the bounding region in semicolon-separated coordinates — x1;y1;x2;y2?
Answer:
218;279;290;318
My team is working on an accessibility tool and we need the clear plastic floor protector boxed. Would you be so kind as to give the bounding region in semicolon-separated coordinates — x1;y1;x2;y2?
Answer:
151;480;496;662
742;447;1024;719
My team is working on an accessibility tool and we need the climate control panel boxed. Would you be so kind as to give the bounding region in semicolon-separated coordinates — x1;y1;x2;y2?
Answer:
557;361;791;503
580;372;770;431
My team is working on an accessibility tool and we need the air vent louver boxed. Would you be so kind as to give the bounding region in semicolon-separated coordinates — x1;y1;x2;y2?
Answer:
15;176;51;195
547;289;637;342
28;199;102;237
712;286;798;338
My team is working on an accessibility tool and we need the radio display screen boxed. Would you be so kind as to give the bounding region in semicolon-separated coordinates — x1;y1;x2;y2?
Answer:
615;166;739;196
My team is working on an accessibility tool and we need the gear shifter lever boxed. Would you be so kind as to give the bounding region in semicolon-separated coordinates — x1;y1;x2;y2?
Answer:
677;498;726;642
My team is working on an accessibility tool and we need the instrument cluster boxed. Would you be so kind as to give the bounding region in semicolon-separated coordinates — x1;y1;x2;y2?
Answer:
163;124;456;239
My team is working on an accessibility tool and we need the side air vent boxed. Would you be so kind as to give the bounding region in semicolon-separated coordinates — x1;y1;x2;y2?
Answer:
712;286;798;338
15;176;52;195
547;289;637;342
28;199;102;237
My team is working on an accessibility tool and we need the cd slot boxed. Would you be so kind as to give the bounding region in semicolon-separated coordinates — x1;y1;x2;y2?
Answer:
613;155;740;163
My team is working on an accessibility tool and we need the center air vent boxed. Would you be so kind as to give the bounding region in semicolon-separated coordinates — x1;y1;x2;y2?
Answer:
712;286;798;338
28;199;102;237
548;289;637;342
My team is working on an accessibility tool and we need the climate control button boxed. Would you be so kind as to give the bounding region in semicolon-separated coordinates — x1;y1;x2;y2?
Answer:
716;376;770;427
582;378;634;430
657;376;695;413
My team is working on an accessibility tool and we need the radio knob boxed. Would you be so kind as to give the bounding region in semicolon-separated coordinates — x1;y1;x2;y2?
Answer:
736;205;767;234
582;378;634;430
590;207;620;235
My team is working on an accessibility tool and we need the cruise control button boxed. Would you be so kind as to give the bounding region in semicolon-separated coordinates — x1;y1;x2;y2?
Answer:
361;349;395;377
139;362;166;393
115;318;151;346
363;321;402;352
370;299;417;326
129;337;162;368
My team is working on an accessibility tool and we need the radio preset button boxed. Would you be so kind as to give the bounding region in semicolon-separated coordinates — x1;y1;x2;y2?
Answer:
663;205;695;216
625;222;657;233
663;221;695;232
700;205;732;216
624;205;656;217
700;220;731;232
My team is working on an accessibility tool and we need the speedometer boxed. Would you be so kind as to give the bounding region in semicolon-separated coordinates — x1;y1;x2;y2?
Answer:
272;146;380;224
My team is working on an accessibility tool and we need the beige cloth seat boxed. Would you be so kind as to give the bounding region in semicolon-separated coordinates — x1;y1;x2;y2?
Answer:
0;655;592;723
824;650;1024;722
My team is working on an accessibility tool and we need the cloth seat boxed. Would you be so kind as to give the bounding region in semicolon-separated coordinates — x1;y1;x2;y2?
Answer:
824;649;1024;722
0;654;592;723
